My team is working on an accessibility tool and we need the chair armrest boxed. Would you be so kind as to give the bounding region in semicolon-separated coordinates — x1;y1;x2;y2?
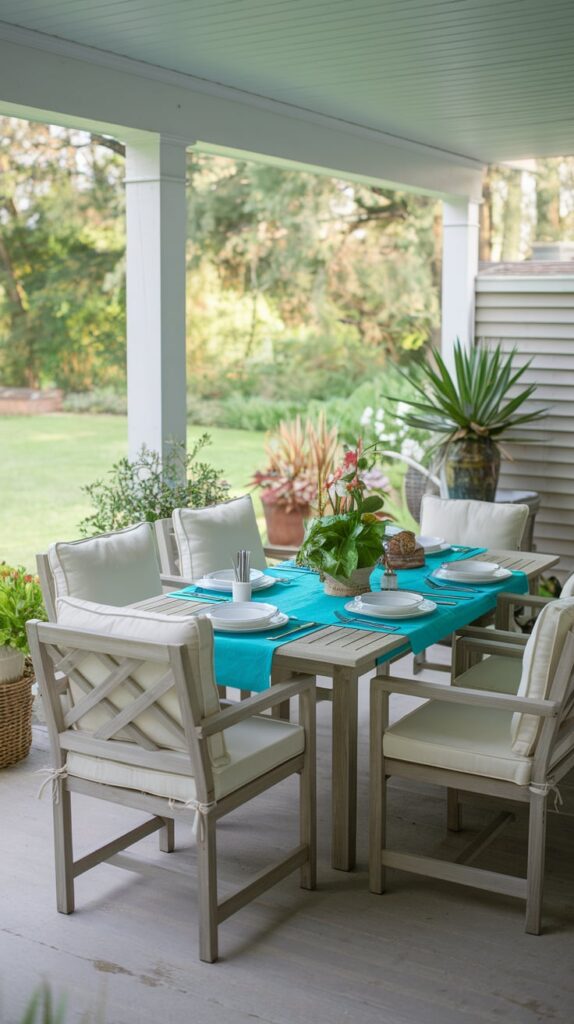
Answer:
264;544;299;562
161;574;191;591
495;590;551;629
455;626;528;646
372;675;558;717
196;676;315;737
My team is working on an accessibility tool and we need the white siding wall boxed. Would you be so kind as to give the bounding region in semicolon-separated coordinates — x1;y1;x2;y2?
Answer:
475;273;574;579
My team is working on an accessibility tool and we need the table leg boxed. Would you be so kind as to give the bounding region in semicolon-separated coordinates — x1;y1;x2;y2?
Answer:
270;663;291;720
331;666;358;871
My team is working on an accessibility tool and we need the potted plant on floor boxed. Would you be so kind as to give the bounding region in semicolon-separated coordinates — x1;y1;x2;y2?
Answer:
0;564;46;768
389;341;548;501
297;440;391;596
251;414;339;546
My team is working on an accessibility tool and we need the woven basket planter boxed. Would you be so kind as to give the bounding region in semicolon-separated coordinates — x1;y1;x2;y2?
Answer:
323;565;374;598
0;674;34;768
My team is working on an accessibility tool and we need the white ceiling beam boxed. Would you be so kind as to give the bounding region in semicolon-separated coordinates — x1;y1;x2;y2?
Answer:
0;26;484;200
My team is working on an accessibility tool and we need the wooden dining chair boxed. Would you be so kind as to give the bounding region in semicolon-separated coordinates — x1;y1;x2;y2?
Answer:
369;598;574;934
27;598;316;963
155;494;297;580
36;521;186;623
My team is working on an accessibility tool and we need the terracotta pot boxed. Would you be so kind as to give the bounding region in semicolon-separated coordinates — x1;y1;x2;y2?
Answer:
262;502;309;547
445;436;500;502
323;565;374;598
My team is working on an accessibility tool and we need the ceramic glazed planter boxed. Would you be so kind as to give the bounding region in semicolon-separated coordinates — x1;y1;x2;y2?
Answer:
0;646;25;685
445;436;501;502
262;502;309;547
323;565;374;598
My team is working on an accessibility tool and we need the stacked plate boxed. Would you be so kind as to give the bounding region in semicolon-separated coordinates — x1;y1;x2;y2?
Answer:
345;590;436;619
416;534;450;554
434;559;512;585
195;568;276;593
206;601;288;633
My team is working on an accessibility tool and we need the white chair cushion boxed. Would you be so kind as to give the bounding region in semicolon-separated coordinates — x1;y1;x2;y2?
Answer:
561;573;574;599
420;496;528;549
173;495;267;581
384;700;532;786
56;596;229;767
66;715;304;802
48;523;162;606
512;598;574;755
453;654;522;695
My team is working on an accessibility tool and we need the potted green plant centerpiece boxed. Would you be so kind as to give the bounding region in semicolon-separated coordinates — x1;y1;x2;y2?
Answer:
390;342;547;501
0;564;46;767
297;440;390;596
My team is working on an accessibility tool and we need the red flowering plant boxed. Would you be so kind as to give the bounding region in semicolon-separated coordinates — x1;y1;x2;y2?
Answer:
297;440;392;583
251;414;339;512
0;563;47;655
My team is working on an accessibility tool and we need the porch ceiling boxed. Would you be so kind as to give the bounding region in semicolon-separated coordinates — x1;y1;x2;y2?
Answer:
0;0;573;164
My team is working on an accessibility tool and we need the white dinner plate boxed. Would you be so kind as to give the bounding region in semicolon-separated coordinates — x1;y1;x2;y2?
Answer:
441;559;499;576
345;598;437;620
196;569;276;593
209;611;289;633
357;591;424;612
206;601;278;628
434;566;512;585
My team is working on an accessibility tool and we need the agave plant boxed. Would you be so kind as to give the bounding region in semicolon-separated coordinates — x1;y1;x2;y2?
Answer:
391;341;548;453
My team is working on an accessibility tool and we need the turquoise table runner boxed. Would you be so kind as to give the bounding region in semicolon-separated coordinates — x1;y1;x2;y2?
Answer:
169;548;528;692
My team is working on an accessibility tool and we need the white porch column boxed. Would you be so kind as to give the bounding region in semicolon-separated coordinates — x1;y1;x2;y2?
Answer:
441;198;480;375
125;133;188;460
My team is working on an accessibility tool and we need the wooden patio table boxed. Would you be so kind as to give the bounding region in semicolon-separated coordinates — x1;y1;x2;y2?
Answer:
134;548;558;872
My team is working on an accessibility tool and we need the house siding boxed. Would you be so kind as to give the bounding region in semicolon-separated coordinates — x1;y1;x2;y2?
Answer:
475;272;574;579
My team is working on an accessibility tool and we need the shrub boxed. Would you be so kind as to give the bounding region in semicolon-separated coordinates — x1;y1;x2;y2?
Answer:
79;436;229;536
63;387;127;415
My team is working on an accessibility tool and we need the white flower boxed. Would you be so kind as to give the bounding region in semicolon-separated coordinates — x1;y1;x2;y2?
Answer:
375;408;384;423
375;422;387;439
397;401;409;417
401;438;425;462
360;406;374;426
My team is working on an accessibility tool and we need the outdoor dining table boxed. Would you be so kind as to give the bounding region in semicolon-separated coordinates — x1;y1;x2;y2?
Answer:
134;546;559;872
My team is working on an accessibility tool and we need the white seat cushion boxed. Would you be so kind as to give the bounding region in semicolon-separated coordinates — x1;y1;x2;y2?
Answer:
384;700;532;786
420;496;528;550
48;522;162;606
173;495;267;581
57;596;229;767
67;715;304;802
512;598;574;755
453;654;522;695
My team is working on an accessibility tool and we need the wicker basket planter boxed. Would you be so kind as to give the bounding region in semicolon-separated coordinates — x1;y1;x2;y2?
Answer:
323;565;374;598
0;673;34;768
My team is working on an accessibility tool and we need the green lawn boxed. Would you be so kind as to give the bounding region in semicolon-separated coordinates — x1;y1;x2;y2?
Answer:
0;415;265;571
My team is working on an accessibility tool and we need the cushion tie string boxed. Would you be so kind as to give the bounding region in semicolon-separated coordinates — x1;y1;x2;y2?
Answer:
36;766;68;804
168;797;217;841
529;778;563;812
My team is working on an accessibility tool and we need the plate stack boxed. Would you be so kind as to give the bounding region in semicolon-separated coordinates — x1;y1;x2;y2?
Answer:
416;535;448;554
206;602;287;633
196;569;276;593
345;591;436;619
434;559;511;584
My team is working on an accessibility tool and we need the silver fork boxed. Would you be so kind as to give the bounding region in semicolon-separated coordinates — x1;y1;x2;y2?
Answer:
265;620;319;641
335;611;400;631
425;575;476;594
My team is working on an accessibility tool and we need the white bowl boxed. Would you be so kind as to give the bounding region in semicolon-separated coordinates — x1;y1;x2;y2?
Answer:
206;602;278;627
357;591;424;611
416;534;445;552
441;559;499;577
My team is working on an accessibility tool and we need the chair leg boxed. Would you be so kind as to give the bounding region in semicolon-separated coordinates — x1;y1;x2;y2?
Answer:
197;818;218;963
447;788;462;832
159;817;175;853
525;792;547;935
299;690;316;891
53;787;74;914
413;651;426;675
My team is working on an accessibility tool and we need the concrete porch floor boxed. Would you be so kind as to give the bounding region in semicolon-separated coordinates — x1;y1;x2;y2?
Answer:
1;650;574;1024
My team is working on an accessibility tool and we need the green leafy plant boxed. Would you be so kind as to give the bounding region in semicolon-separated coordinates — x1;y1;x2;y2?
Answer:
0;564;47;654
389;341;548;455
19;984;67;1024
297;440;389;581
79;436;230;536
